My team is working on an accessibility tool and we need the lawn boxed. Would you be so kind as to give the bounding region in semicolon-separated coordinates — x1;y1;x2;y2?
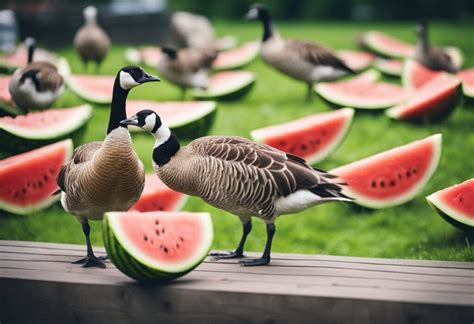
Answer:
1;21;473;261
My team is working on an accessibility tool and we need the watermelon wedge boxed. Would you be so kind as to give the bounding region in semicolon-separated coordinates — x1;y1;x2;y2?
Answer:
66;75;114;104
373;58;403;77
402;59;445;91
103;211;213;282
0;105;92;154
337;50;375;72
444;47;464;70
192;71;255;100
130;175;188;212
0;46;58;73
0;139;73;215
426;179;474;236
331;134;442;209
0;75;23;116
386;74;461;122
126;100;217;139
457;68;474;98
250;108;354;164
315;69;407;109
359;31;415;59
212;41;259;71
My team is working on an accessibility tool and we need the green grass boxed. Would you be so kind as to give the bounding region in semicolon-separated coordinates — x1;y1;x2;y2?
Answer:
1;21;473;261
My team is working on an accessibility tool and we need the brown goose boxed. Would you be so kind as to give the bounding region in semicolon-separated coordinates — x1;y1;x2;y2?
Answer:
245;4;354;101
414;21;458;73
8;38;64;111
157;46;217;97
73;6;111;72
55;66;159;268
121;110;353;266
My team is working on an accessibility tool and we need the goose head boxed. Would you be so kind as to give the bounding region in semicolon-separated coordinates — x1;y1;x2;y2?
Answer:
120;109;164;134
84;6;98;24
25;37;36;64
416;20;428;39
161;46;178;60
245;3;271;23
118;66;160;90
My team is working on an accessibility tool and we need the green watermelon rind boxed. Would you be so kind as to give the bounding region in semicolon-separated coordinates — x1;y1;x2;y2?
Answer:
315;70;406;109
362;31;414;59
212;41;260;71
250;108;355;165
443;46;464;70
65;75;112;104
426;192;474;232
103;211;213;282
457;69;474;99
331;134;443;209
192;72;256;100
0;139;74;215
373;58;403;77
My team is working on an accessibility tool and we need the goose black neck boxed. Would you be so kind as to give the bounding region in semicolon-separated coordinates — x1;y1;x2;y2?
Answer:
152;134;180;167
260;13;274;42
27;43;35;64
107;76;129;134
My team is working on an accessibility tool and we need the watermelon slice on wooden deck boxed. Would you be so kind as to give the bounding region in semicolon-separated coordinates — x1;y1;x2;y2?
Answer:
457;68;474;98
359;31;415;59
373;58;403;76
386;74;461;122
337;50;375;72
130;175;188;212
126;100;217;139
66;75;114;104
250;108;354;164
103;211;213;282
427;179;474;236
0;139;73;215
331;134;442;209
192;71;255;100
315;69;407;109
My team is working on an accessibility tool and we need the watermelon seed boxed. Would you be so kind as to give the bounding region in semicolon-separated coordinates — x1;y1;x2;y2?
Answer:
176;243;180;249
38;182;43;188
406;171;411;178
161;228;165;234
390;180;396;187
43;174;49;181
371;180;376;188
21;188;27;195
155;220;159;225
164;247;168;253
179;236;184;242
398;173;403;179
316;140;320;145
144;235;148;241
412;168;418;174
150;239;154;244
301;144;307;151
380;180;385;188
155;229;160;236
459;196;463;203
49;168;55;175
280;141;286;146
158;207;163;211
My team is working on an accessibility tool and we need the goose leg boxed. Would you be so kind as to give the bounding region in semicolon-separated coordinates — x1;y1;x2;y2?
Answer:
210;221;252;260
73;221;106;268
306;82;314;102
239;223;275;266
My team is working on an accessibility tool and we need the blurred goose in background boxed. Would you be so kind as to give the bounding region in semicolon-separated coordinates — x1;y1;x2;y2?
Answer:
74;5;111;73
157;46;217;97
121;110;352;266
414;20;458;73
170;11;237;50
55;66;159;268
8;37;64;111
245;4;354;101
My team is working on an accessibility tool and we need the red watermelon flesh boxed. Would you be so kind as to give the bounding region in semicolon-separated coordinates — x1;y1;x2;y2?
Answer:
0;139;73;214
362;31;415;58
250;108;354;164
0;46;58;68
331;134;442;209
402;60;444;91
130;175;188;212
457;68;474;98
427;179;474;229
386;74;460;121
213;41;259;70
337;50;375;71
0;76;13;106
66;75;114;104
374;58;403;76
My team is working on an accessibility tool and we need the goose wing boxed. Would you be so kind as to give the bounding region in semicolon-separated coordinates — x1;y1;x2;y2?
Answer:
23;62;64;91
178;48;218;71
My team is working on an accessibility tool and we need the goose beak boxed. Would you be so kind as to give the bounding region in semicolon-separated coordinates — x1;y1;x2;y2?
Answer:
120;116;140;127
136;73;160;84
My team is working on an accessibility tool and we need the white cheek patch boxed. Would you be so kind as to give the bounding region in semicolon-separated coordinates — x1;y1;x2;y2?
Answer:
120;71;139;90
248;8;258;18
143;113;157;132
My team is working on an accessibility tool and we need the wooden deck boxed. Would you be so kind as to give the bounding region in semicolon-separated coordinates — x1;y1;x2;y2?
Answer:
0;240;472;323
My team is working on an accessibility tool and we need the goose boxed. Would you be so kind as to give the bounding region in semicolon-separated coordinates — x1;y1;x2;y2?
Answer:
414;21;458;73
157;46;217;97
8;37;64;111
73;5;111;73
245;4;354;101
120;110;353;266
55;66;160;268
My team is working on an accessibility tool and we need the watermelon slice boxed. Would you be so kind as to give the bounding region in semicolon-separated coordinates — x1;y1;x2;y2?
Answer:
426;179;474;236
130;175;188;212
103;211;213;282
402;59;445;91
0;139;73;215
373;58;403;77
386;74;461;122
359;31;415;59
192;71;255;100
331;134;442;209
337;50;375;72
0;46;58;73
66;75;114;104
0;75;23;116
315;69;407;109
444;46;464;70
250;108;354;164
457;68;474;98
212;41;259;71
126;100;217;139
0;105;92;154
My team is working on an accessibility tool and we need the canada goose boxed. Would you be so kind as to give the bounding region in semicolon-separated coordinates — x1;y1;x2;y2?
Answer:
170;11;237;50
414;21;458;73
245;4;354;101
73;6;111;73
157;46;217;97
55;66;160;268
121;110;353;266
8;37;64;111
